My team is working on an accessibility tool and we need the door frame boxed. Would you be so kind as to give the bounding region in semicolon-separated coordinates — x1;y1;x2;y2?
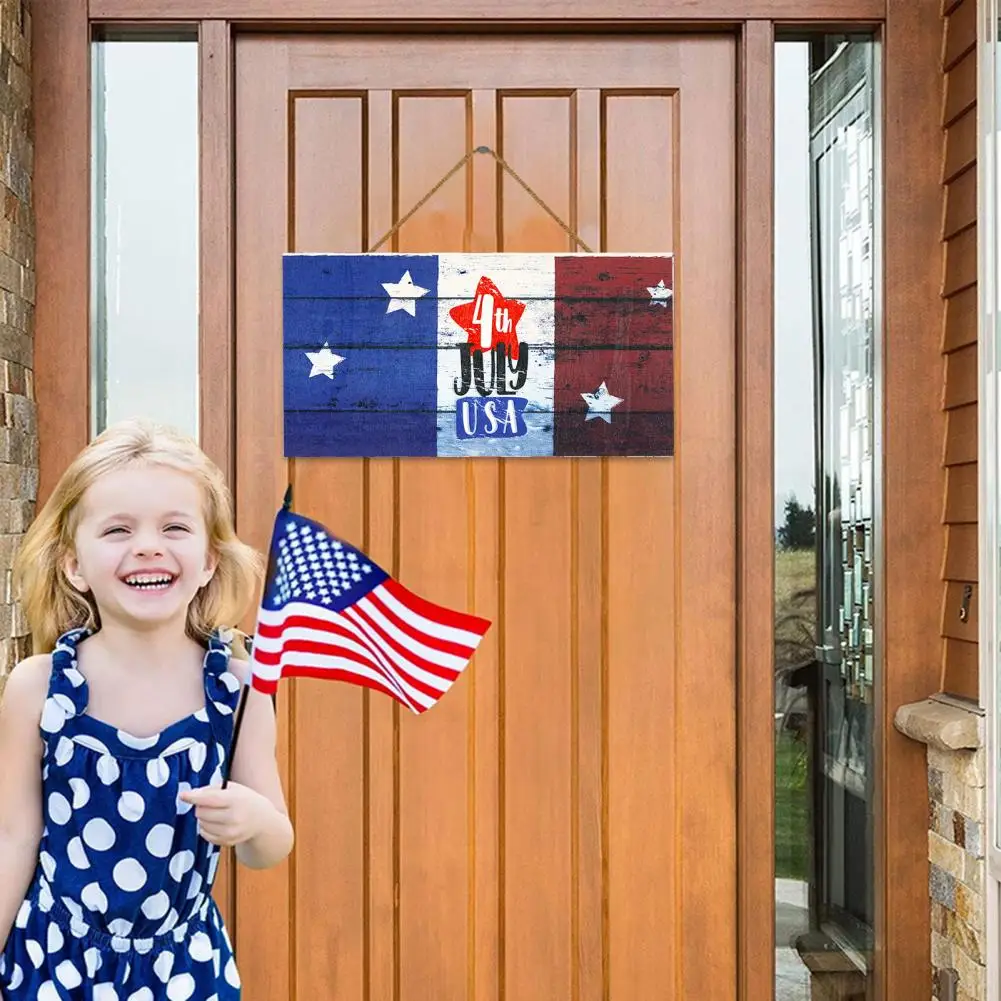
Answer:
31;3;944;1000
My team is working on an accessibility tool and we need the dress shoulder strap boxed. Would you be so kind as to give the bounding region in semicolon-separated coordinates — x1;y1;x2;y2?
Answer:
202;629;244;752
39;628;90;741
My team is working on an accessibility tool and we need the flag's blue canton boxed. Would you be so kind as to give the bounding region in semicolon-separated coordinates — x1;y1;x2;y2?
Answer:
267;511;389;614
283;254;440;457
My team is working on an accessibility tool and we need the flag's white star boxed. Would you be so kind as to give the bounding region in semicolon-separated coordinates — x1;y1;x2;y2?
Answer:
382;270;429;316
581;381;624;424
647;279;673;307
305;342;345;379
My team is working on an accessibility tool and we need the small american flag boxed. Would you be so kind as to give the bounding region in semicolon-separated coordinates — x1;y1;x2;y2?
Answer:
249;505;491;713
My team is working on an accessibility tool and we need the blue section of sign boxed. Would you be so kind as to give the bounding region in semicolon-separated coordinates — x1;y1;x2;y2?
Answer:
283;255;439;458
283;347;437;413
455;397;529;439
285;410;437;458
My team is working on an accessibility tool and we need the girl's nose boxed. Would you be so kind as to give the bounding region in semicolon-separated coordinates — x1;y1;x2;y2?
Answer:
132;532;164;558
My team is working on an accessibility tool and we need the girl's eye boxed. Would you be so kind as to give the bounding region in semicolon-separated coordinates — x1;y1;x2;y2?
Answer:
101;526;128;537
165;524;192;533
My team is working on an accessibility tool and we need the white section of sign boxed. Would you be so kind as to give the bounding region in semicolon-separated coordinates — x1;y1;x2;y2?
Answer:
436;254;556;457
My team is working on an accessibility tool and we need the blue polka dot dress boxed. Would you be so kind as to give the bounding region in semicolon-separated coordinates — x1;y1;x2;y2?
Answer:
0;628;244;1000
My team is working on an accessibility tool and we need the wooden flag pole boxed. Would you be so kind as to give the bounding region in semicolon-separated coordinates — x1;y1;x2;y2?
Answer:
221;484;293;788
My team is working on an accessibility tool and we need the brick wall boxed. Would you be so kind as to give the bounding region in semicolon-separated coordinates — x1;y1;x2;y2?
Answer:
0;0;34;683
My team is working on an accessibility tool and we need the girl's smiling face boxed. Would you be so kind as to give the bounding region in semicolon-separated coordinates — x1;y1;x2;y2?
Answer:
64;464;217;632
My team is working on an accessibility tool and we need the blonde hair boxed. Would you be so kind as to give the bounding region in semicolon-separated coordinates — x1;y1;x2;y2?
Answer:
15;417;263;654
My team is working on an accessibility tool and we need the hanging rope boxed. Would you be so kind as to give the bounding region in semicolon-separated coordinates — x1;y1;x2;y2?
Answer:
369;145;594;254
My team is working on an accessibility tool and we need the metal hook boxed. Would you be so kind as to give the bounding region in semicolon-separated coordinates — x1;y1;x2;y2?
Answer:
959;584;973;623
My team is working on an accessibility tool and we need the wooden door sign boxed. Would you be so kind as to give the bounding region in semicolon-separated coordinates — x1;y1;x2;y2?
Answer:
283;252;674;457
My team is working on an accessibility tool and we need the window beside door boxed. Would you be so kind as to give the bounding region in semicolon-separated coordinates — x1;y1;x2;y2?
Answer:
980;0;1001;992
90;30;199;439
774;34;880;1001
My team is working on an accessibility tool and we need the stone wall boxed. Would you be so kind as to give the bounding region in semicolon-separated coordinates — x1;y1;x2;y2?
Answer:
896;700;986;1001
0;0;34;684
929;744;986;1001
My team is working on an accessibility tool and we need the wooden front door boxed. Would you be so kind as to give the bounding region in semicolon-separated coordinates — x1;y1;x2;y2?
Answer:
234;32;736;1001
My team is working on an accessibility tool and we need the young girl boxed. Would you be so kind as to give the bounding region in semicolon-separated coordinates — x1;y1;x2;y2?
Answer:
0;418;293;1000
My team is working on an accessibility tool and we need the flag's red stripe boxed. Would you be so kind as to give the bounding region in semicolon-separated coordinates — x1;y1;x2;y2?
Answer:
341;608;452;696
256;635;388;681
367;587;479;659
253;626;364;666
251;661;402;705
348;603;461;683
251;675;278;695
331;615;440;703
255;614;442;704
279;666;421;712
318;608;447;703
282;668;410;708
256;616;310;639
381;578;491;635
254;628;419;708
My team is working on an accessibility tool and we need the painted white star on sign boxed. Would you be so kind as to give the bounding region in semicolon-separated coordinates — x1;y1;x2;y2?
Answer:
647;279;673;307
305;342;345;379
382;270;430;316
581;382;624;424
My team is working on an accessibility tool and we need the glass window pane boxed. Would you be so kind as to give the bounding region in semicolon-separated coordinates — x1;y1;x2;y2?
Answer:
988;0;1001;864
774;34;879;1001
774;40;817;1001
91;36;199;438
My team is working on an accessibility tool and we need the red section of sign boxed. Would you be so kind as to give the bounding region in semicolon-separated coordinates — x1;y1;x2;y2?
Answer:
553;255;673;348
448;276;527;362
553;256;674;456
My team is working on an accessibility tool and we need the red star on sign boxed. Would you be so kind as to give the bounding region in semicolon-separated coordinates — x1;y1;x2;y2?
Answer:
448;276;527;362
